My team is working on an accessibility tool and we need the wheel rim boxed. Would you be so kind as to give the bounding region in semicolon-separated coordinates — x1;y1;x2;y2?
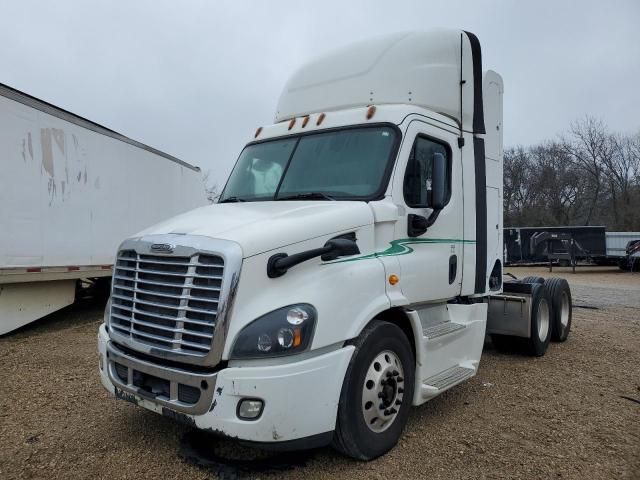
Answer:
361;350;405;433
537;298;550;342
560;291;570;329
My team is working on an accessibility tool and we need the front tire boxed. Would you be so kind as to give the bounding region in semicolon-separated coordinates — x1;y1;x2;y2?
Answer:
332;321;415;460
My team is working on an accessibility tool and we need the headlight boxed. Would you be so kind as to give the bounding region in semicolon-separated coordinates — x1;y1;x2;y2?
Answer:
230;304;317;359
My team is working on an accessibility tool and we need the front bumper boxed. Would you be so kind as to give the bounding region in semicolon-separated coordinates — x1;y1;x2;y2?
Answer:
98;325;354;443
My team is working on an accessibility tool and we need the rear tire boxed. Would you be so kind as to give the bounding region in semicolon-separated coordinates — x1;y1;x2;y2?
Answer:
332;321;415;460
521;276;545;284
546;278;572;342
522;283;552;356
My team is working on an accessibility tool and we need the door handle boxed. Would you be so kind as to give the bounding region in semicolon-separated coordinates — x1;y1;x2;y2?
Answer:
449;255;457;284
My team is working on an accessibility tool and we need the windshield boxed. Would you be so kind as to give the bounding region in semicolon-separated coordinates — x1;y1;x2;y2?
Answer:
220;126;398;202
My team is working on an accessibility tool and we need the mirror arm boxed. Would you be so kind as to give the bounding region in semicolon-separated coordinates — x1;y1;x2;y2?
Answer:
267;238;360;278
424;208;442;228
267;247;330;278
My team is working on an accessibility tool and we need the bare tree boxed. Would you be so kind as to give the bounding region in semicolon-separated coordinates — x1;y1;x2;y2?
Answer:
605;132;640;228
503;119;639;230
560;116;613;225
504;146;534;225
529;142;586;225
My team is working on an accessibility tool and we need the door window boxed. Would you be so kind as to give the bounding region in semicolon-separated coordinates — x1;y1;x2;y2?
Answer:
403;136;451;208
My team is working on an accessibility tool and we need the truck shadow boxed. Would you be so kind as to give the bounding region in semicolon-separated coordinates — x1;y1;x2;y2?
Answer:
179;429;319;478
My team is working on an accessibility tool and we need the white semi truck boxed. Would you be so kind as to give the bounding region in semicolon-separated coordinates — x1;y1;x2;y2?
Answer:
0;83;206;335
98;30;573;460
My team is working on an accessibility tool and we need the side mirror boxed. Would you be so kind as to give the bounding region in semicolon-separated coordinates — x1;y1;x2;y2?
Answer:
408;214;429;237
431;152;446;210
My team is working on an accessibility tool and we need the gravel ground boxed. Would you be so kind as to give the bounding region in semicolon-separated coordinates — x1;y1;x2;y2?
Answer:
1;266;638;479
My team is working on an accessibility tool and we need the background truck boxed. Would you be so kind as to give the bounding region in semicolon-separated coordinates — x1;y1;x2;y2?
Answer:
0;83;206;335
98;29;573;460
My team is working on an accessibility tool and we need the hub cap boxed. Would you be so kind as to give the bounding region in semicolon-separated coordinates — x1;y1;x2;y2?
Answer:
560;291;570;330
361;350;405;433
537;297;550;342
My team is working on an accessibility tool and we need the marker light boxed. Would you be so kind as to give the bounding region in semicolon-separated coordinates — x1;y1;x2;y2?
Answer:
389;274;399;285
302;116;310;128
254;126;262;138
288;118;296;130
316;113;326;125
366;105;376;119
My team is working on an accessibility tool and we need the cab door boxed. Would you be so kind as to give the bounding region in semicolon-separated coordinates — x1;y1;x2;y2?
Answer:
392;120;464;303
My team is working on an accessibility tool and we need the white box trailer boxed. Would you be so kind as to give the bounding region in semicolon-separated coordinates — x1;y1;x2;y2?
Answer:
605;232;640;257
0;83;206;334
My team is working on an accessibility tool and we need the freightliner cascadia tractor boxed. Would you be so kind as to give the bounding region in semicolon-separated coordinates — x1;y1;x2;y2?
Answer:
98;29;572;460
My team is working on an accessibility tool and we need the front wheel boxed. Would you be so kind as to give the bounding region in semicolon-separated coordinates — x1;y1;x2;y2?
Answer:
332;321;415;460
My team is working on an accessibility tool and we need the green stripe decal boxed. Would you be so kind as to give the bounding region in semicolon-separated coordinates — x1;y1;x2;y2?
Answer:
330;238;476;263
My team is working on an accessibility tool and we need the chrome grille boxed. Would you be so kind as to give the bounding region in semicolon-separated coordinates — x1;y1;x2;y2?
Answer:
110;250;224;355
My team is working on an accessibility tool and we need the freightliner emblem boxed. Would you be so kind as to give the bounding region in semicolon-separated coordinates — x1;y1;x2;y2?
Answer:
150;243;175;253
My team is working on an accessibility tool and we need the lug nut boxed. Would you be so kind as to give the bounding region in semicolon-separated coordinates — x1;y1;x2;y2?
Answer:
398;388;404;394
395;399;402;406
389;407;397;414
384;409;390;416
397;377;404;383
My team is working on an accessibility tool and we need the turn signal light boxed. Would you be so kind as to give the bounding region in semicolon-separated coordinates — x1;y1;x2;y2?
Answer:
389;274;399;285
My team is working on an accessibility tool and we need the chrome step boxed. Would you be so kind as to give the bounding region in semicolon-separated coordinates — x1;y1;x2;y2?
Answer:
423;365;475;391
423;321;466;339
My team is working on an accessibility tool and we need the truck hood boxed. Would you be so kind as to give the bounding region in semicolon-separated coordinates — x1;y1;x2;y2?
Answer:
135;201;374;258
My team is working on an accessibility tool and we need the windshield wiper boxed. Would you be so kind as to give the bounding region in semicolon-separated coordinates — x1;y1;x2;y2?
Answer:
218;196;247;203
276;192;336;201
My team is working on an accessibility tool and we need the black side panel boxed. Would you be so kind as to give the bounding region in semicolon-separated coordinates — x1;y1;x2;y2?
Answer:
474;136;487;293
462;31;486;135
502;281;534;295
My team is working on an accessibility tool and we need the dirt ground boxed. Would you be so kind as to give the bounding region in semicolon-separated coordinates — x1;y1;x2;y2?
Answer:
1;266;638;479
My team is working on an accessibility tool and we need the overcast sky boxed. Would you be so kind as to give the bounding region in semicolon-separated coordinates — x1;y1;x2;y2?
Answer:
2;0;639;188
